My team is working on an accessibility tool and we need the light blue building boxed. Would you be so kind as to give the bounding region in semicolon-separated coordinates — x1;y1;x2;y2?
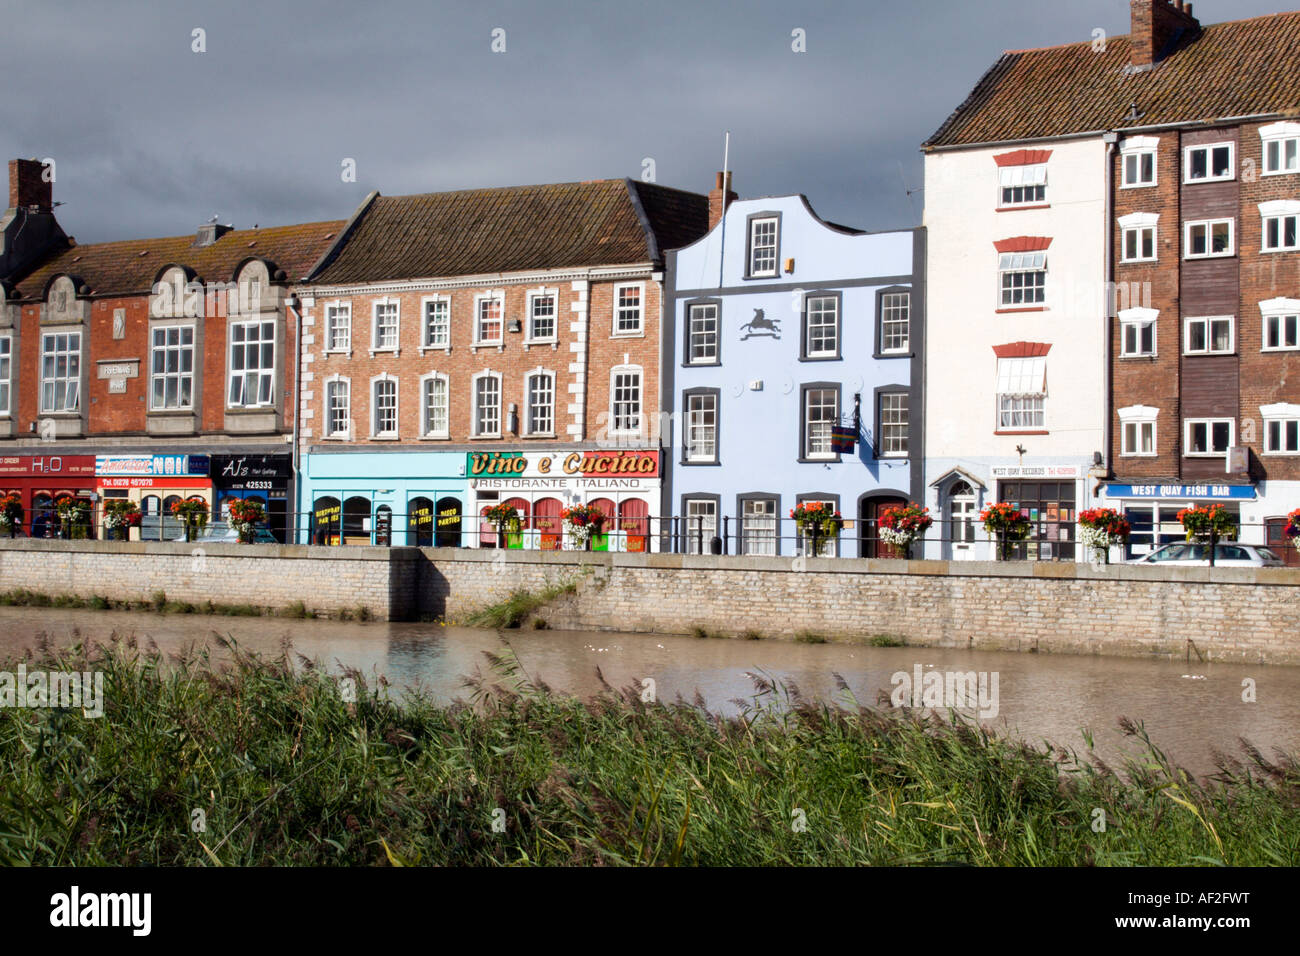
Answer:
663;183;925;558
296;450;468;547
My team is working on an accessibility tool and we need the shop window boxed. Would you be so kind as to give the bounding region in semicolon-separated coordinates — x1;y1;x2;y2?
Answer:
435;497;462;548
589;497;615;552
534;497;563;551
997;481;1075;561
313;496;342;545
407;496;435;547
619;498;649;553
374;505;393;547
343;496;371;545
503;497;530;550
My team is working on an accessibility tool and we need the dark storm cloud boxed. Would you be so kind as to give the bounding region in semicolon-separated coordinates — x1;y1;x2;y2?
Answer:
0;0;1291;244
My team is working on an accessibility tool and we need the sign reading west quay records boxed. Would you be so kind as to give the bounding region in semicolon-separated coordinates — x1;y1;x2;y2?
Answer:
96;454;211;478
990;465;1082;479
467;450;660;479
1104;483;1257;501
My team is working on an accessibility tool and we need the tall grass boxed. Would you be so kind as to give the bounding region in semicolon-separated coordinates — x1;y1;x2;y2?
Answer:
0;635;1296;866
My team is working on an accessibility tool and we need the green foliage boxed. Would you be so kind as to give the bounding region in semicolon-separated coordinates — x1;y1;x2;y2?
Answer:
1;640;1296;867
464;580;578;630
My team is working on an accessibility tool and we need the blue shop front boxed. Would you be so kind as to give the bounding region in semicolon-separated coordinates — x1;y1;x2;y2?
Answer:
297;450;469;547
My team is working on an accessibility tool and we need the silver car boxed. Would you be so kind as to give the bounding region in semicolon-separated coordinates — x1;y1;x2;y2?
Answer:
1128;542;1285;567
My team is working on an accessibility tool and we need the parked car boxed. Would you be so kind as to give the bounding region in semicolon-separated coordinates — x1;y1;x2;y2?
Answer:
190;521;279;544
1128;542;1284;567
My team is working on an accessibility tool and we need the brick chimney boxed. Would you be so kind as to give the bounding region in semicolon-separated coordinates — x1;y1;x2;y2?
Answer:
1130;0;1200;70
8;158;52;212
708;171;736;230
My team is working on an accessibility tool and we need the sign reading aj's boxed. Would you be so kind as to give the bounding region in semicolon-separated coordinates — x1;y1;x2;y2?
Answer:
468;450;660;478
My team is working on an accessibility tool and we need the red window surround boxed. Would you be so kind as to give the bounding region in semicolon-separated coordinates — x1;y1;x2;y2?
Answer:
994;236;1053;253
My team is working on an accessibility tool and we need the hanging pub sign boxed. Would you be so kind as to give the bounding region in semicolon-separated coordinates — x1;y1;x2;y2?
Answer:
831;424;857;454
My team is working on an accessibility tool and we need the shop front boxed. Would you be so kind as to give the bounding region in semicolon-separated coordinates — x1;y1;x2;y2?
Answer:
990;465;1085;562
1102;482;1258;559
467;449;661;551
0;455;96;537
95;454;213;541
300;450;467;547
210;454;293;543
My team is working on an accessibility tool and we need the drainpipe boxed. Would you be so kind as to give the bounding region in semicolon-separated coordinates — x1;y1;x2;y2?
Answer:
1102;132;1118;494
287;292;303;544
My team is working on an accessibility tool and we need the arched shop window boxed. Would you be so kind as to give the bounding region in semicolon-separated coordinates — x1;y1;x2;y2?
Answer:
313;496;341;545
534;497;563;551
140;495;161;541
343;496;371;545
619;499;649;553
589;497;615;552
31;492;54;538
375;505;393;546
479;504;497;547
408;496;435;547
503;497;530;549
434;497;462;548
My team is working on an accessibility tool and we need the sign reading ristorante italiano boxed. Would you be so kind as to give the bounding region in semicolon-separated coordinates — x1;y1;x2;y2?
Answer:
467;450;660;479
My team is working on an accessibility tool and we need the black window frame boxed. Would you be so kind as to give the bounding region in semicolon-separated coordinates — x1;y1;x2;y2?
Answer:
736;492;781;556
794;491;841;557
873;286;913;359
682;297;722;368
681;386;721;466
679;492;722;554
743;211;783;280
873;384;911;460
799;289;843;362
798;381;842;464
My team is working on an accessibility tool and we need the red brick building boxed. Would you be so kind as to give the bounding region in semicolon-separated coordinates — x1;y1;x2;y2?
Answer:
292;178;708;548
925;0;1300;559
0;159;343;538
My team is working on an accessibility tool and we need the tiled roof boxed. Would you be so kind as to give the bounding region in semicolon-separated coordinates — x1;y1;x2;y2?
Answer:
9;220;344;301
310;179;708;284
925;11;1300;149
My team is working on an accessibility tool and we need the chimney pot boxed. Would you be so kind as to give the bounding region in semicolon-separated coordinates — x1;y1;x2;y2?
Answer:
1130;0;1200;70
708;170;736;230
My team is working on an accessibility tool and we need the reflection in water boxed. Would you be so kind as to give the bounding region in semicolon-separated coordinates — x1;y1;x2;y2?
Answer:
1;607;1297;777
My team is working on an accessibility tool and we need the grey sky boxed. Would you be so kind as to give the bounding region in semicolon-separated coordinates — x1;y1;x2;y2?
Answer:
1;0;1290;245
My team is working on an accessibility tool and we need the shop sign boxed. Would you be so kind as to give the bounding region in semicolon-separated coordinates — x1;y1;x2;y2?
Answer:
1104;483;1256;501
97;476;212;489
96;360;139;379
211;455;292;488
990;465;1082;479
96;454;210;477
467;449;660;479
0;456;96;477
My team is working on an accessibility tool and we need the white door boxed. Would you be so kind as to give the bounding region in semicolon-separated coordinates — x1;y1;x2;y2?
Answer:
949;482;977;561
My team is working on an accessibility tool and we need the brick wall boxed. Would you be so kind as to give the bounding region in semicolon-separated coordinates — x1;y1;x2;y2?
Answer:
5;542;1297;663
0;539;420;620
300;276;662;446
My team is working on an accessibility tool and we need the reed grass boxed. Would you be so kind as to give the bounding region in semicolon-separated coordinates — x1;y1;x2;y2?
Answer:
0;635;1296;867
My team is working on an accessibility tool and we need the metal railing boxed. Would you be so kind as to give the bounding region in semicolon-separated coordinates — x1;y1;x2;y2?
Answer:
3;507;1295;566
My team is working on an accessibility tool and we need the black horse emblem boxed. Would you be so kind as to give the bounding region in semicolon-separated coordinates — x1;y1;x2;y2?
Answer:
740;308;781;340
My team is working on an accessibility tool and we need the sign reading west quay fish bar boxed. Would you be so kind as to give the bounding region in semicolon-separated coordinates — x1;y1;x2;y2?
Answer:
467;450;659;488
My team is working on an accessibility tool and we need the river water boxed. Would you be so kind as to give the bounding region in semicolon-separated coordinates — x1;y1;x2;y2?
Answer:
2;607;1296;777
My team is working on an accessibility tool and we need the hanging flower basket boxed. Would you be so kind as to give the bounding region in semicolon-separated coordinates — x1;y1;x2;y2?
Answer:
1077;507;1131;565
791;502;841;556
102;499;142;541
1286;508;1300;554
980;502;1031;561
0;493;23;538
55;496;93;540
561;503;606;550
878;503;933;559
1176;504;1237;543
226;499;266;544
171;498;210;542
